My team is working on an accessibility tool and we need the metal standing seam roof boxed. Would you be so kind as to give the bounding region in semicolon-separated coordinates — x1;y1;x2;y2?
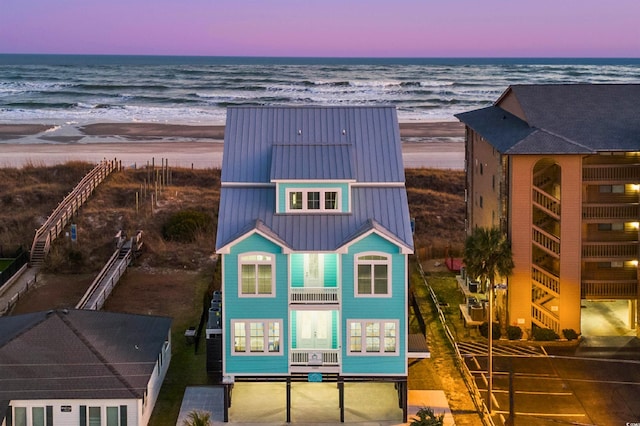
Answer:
456;84;640;154
0;310;172;402
270;144;355;181
216;106;413;252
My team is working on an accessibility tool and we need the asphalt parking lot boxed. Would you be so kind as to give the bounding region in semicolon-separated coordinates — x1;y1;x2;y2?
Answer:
463;337;640;426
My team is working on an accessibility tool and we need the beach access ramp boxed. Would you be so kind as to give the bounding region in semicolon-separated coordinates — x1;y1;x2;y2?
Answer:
76;231;142;310
30;159;120;265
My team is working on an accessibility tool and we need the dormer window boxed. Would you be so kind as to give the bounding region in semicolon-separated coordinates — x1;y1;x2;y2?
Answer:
286;188;341;212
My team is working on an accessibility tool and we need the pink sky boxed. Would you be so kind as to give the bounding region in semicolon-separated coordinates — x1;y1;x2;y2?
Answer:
1;0;639;57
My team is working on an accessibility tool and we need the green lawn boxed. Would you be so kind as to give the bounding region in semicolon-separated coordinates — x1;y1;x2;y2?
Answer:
0;258;14;272
149;270;215;426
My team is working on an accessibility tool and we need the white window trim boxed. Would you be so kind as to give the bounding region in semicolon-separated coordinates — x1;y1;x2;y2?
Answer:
231;319;283;356
346;319;399;356
285;188;342;212
238;252;276;297
354;252;392;297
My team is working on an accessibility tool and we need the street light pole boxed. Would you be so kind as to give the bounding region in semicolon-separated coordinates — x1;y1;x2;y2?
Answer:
488;281;493;414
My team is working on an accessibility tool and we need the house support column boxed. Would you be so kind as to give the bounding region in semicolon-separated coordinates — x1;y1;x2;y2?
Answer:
338;377;345;422
400;380;408;422
286;378;291;423
223;384;231;422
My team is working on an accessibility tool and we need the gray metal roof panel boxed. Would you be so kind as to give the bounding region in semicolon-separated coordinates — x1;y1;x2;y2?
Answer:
270;144;355;181
222;106;405;183
0;310;171;401
216;187;413;251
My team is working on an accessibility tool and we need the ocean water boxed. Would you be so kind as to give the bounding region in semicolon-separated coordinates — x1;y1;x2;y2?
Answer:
1;55;640;125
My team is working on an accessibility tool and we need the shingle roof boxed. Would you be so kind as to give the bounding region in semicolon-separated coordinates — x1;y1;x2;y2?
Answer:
456;84;640;154
216;106;413;252
0;310;171;402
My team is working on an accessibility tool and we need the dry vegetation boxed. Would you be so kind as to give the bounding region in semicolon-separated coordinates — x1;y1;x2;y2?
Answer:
2;162;470;424
1;164;464;275
0;162;95;256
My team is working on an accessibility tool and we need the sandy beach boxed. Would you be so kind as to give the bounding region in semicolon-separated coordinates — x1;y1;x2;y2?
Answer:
0;122;464;169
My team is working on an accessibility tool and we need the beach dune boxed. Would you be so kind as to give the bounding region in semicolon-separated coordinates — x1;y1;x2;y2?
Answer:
0;122;464;169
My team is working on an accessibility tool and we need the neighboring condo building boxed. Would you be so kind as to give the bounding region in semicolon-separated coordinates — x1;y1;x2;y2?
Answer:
456;84;640;337
215;106;414;421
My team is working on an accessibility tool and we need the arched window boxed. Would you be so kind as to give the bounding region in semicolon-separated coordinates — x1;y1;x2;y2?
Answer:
355;253;391;296
239;253;275;296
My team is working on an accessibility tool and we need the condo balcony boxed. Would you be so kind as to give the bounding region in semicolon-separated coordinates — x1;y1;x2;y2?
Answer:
581;279;638;299
582;163;640;183
581;241;639;259
582;204;639;221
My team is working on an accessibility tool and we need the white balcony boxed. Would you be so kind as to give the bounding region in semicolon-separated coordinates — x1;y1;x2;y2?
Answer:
290;287;339;304
290;349;340;368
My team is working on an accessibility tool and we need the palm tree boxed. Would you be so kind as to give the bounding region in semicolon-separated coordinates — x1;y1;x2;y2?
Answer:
410;406;445;426
463;226;514;413
463;226;514;330
182;410;211;426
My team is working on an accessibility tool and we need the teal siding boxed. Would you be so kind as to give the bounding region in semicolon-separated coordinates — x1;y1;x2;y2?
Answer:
224;233;289;374
340;233;407;375
277;182;350;213
291;313;296;349
332;311;338;349
290;254;304;287
324;254;337;287
290;253;338;288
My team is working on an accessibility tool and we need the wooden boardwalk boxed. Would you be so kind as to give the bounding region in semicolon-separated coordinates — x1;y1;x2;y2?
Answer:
29;159;119;265
76;232;142;310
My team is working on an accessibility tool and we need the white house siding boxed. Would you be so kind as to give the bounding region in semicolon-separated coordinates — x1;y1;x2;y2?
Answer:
141;331;172;425
4;399;138;426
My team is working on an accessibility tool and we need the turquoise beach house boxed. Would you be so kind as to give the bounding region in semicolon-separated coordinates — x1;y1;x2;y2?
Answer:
215;106;414;421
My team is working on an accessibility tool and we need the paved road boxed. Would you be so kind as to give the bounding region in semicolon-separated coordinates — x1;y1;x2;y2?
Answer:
463;338;640;426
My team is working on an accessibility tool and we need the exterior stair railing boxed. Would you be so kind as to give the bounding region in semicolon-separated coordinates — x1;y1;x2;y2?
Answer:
29;159;119;265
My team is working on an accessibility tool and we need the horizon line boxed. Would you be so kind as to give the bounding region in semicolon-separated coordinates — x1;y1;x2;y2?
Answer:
1;53;640;59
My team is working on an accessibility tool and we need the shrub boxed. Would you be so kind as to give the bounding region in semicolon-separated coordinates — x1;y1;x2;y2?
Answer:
479;322;501;340
562;328;579;341
532;327;559;341
162;210;212;243
506;325;523;340
182;410;211;426
410;406;444;426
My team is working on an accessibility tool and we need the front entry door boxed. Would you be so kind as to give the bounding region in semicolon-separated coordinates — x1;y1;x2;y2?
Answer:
296;310;332;349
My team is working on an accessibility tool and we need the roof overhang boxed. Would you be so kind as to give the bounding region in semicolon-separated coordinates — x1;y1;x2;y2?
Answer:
216;220;292;254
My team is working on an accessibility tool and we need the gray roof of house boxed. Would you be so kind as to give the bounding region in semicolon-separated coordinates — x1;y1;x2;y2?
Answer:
455;84;640;154
270;144;355;181
0;309;171;403
216;106;413;252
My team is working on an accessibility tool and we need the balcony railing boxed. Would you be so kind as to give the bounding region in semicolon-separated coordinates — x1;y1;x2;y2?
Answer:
582;242;639;258
581;280;639;298
532;187;561;217
290;287;339;303
582;164;640;181
290;349;340;366
531;304;560;334
583;204;639;220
